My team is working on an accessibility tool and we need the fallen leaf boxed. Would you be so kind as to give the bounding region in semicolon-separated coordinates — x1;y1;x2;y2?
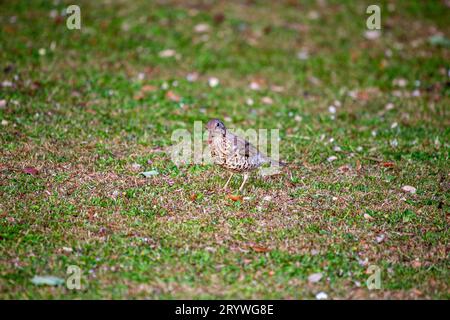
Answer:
23;167;38;176
327;156;338;162
31;275;64;286
357;90;370;101
261;96;273;105
411;259;421;268
159;49;176;58
194;23;210;33
133;92;145;101
165;90;181;102
375;234;385;243
297;50;309;60
363;213;373;220
251;245;271;253
186;72;198;82
131;163;141;171
213;13;225;24
227;194;243;202
141;84;157;93
338;165;351;172
381;162;395;168
428;35;450;48
139;170;159;177
356;159;362;171
190;193;197;201
249;81;261;90
410;288;423;296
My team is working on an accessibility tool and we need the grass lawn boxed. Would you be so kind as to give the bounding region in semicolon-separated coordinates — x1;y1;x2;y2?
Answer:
0;0;449;299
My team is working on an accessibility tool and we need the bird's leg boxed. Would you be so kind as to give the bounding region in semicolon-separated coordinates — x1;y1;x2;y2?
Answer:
223;173;234;189
238;173;249;192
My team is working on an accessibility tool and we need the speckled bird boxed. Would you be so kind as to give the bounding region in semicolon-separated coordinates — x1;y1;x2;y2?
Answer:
206;119;285;192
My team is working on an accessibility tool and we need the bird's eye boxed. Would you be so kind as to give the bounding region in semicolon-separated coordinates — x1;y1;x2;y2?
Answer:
216;123;220;127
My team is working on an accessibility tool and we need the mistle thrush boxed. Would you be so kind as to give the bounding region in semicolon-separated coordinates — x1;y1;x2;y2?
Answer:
206;119;285;192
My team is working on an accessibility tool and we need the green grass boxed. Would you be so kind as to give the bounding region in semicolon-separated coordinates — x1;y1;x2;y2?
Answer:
0;0;449;299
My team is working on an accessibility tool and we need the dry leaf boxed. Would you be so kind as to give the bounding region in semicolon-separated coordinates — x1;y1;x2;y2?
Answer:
251;245;271;253
411;259;421;268
141;85;157;93
165;90;181;102
227;194;243;202
381;162;395;168
134;92;145;100
23;167;38;176
190;193;197;201
159;49;176;58
261;96;273;105
356;159;362;171
213;13;225;24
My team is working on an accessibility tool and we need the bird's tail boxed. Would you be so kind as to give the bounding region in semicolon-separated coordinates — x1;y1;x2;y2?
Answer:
261;154;287;167
269;159;287;167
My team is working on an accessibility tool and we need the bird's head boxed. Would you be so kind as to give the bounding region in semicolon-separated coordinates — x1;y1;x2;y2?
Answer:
206;119;226;137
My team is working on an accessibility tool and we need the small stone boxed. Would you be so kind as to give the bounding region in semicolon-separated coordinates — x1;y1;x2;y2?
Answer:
364;30;381;40
308;273;323;283
194;23;210;33
261;96;273;105
249;81;261;90
131;163;141;170
159;49;176;58
315;292;328;300
297;50;309;60
376;234;385;243
412;89;421;97
328;105;336;114
393;78;407;87
385;103;394;111
327;156;338;162
390;139;398;147
402;185;416;194
208;77;219;87
186;72;198;82
1;81;13;88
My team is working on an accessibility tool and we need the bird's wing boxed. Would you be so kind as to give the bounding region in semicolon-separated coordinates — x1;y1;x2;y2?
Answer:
225;131;286;167
225;131;262;159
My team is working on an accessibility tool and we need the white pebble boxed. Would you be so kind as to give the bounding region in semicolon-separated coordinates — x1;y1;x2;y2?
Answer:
208;77;219;87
